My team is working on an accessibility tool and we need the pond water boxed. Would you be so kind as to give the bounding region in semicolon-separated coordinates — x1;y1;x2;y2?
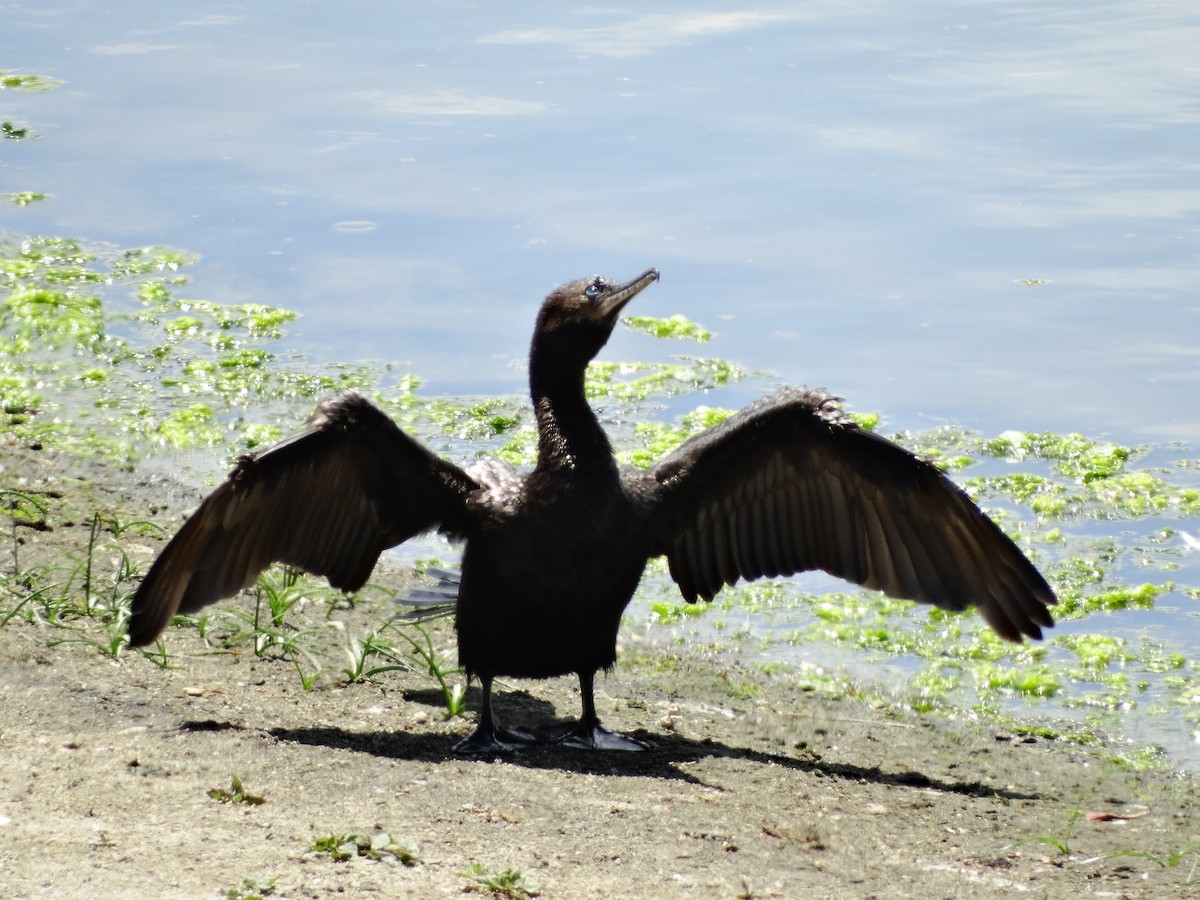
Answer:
4;2;1199;767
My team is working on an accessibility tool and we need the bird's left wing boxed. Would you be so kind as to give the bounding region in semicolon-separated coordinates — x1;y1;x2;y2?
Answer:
128;391;480;646
644;387;1055;642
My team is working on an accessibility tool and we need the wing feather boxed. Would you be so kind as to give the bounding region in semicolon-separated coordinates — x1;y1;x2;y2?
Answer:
646;387;1055;642
129;391;479;646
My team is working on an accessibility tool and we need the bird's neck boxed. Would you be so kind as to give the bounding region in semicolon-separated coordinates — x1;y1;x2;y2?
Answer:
530;363;615;473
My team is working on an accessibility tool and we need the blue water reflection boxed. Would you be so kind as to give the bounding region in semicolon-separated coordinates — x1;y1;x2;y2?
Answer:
4;1;1198;763
6;2;1197;438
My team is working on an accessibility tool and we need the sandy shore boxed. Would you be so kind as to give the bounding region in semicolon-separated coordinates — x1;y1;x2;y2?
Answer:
1;446;1196;898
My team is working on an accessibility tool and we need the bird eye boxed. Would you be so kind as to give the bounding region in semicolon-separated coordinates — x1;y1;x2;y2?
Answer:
584;279;604;300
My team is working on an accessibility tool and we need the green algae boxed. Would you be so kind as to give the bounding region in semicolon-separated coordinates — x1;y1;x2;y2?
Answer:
983;430;1132;480
0;237;382;461
971;467;1198;520
848;411;880;432
974;662;1063;698
1056;633;1134;671
623;406;737;468
649;601;707;625
622;313;711;342
585;357;744;402
3;192;46;206
0;71;62;92
1054;582;1161;620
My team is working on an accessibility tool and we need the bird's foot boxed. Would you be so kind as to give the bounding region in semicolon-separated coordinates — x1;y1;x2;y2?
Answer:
452;723;537;755
544;720;648;751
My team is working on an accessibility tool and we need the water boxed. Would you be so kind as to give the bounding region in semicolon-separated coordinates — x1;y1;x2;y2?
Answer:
4;2;1198;765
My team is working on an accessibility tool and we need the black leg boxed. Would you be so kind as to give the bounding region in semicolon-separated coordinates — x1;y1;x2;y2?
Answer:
453;674;536;754
547;670;647;751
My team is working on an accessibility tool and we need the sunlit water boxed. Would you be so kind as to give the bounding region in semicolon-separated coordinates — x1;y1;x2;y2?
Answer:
4;2;1198;767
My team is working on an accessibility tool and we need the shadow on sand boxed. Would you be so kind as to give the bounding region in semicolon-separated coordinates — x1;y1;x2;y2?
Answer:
178;684;1045;803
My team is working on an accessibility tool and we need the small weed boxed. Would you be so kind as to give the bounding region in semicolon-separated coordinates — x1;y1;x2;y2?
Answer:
2;509;148;655
340;627;414;683
463;863;540;898
245;565;313;652
308;832;417;865
383;620;467;717
309;834;358;861
2;486;50;573
1091;842;1200;877
209;775;265;805
289;645;327;691
1013;796;1084;858
224;877;278;900
47;613;130;659
218;566;329;658
135;639;173;669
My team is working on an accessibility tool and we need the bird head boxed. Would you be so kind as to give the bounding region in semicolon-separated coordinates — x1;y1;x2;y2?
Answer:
533;268;660;369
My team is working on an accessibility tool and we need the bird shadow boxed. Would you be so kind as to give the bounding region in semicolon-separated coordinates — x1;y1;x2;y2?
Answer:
229;713;1042;802
179;680;1041;801
391;686;1042;801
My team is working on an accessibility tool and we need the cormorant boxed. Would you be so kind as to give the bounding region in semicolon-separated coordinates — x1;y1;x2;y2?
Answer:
129;268;1056;752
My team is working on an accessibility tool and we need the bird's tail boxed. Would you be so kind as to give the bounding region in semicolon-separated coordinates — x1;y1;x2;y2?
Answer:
393;566;460;623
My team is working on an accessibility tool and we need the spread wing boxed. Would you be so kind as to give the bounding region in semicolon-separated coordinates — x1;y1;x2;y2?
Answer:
128;391;479;646
645;387;1055;642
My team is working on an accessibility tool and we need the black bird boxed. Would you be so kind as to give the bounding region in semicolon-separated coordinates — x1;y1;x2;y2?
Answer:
129;268;1056;752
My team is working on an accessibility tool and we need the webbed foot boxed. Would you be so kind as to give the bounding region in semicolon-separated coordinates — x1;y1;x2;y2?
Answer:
453;722;537;755
544;720;648;751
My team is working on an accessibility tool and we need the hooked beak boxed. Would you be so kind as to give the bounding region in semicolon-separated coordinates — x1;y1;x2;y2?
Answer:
599;268;660;319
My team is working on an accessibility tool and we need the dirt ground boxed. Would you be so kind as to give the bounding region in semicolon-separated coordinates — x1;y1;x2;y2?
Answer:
2;446;1198;899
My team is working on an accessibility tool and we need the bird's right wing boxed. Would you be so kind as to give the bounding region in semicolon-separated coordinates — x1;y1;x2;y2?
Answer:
645;387;1055;642
128;392;480;646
